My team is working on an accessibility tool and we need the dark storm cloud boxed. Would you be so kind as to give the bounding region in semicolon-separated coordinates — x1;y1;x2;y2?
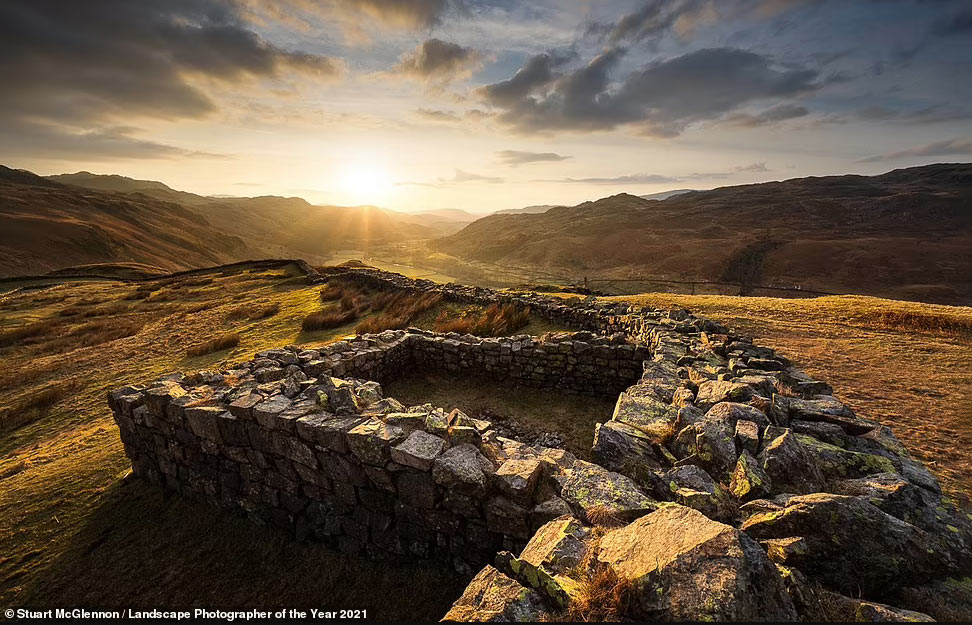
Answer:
476;50;577;108
858;136;972;163
0;0;340;159
496;150;572;166
479;47;820;136
394;39;483;80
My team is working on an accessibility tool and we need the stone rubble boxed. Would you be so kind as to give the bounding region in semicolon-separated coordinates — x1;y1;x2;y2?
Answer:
109;266;972;622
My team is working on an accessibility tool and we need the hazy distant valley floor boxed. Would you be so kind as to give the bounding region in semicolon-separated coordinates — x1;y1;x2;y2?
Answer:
1;262;970;615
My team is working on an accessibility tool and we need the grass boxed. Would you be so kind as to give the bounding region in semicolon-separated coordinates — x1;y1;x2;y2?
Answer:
353;291;442;334
0;262;485;618
225;301;280;321
610;292;972;504
186;332;241;357
432;303;530;336
0;380;83;432
302;308;359;331
381;371;616;458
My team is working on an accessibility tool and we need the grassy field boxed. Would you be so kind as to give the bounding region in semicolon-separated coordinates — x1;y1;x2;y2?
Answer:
0;263;579;616
611;292;972;505
2;264;969;615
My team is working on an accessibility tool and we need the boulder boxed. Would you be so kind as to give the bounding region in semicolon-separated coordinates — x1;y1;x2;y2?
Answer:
795;433;897;482
830;473;921;521
695;380;754;410
854;601;934;622
346;418;406;466
432;443;493;495
442;565;548;622
694;417;739;480
787;396;876;435
757;430;825;495
705;401;770;428
519;515;592;576
591;420;668;486
741;493;954;595
495;458;543;505
390;430;447;471
734;419;760;455
555;460;656;524
610;390;677;444
595;505;797;621
731;450;772;501
663;464;735;521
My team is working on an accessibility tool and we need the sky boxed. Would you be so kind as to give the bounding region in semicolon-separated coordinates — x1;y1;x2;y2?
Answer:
1;0;971;214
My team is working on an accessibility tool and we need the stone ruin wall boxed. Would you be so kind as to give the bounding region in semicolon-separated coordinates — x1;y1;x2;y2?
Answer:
109;266;972;621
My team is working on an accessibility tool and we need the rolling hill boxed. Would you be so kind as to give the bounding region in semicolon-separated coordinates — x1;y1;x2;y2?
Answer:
0;166;439;276
435;163;972;304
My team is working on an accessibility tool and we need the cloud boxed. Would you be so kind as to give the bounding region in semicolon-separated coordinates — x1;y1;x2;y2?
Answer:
479;46;820;136
0;0;341;159
416;108;462;122
328;0;459;30
546;173;679;185
603;0;707;44
0;122;225;161
398;168;504;187
857;136;972;163
496;150;572;166
723;103;810;127
394;39;483;81
539;163;771;185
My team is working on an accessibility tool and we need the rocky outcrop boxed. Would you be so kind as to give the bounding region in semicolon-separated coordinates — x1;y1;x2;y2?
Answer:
110;266;972;622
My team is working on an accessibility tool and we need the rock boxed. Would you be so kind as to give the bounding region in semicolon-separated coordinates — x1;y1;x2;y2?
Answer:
734;419;760;454
530;496;573;530
830;473;920;521
758;430;825;495
595;505;797;621
442;565;548;622
795;433;898;483
705;401;770;428
294;414;361;454
695;380;754;410
787;396;877;435
252;394;293;429
519;515;592;576
854;601;934;622
591;420;668;486
694;417;739;479
486;496;531;539
346;418;406;466
610;390;677;443
184;406;224;443
432;443;492;495
664;465;735;521
495;458;543;505
638;359;682;403
731;450;772;501
790;419;849;447
556;460;656;524
320;376;360;415
741;493;953;595
390;430;447;471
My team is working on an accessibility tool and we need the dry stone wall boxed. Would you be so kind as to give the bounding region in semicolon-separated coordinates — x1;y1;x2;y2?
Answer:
110;266;972;621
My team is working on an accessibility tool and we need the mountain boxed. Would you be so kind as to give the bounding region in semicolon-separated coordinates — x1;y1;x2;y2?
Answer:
386;208;480;234
495;204;562;215
436;163;972;304
0;167;438;276
0;166;251;276
639;189;695;201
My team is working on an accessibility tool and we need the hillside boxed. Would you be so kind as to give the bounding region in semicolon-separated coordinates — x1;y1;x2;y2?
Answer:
0;166;252;276
437;163;972;304
0;167;438;276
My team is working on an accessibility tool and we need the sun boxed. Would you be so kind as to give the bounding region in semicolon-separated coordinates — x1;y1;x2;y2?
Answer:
338;161;394;206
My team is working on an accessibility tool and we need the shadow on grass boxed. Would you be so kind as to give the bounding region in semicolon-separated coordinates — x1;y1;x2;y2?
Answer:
18;476;466;619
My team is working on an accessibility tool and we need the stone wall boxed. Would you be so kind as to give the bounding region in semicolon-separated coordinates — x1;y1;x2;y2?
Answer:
110;266;972;621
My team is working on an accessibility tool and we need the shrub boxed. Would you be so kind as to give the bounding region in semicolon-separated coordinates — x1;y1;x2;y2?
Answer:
0;379;82;431
187;332;241;357
354;292;442;334
302;308;358;331
433;303;530;337
225;302;280;321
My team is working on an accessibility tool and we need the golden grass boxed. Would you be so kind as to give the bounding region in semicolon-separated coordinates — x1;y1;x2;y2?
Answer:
186;332;241;357
0;380;83;432
611;292;972;504
302;308;359;331
0;264;467;618
432;303;530;336
353;292;442;334
225;301;280;321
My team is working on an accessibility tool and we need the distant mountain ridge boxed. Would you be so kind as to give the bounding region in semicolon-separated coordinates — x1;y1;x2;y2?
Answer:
437;163;972;304
0;166;439;276
495;204;562;215
639;189;695;201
